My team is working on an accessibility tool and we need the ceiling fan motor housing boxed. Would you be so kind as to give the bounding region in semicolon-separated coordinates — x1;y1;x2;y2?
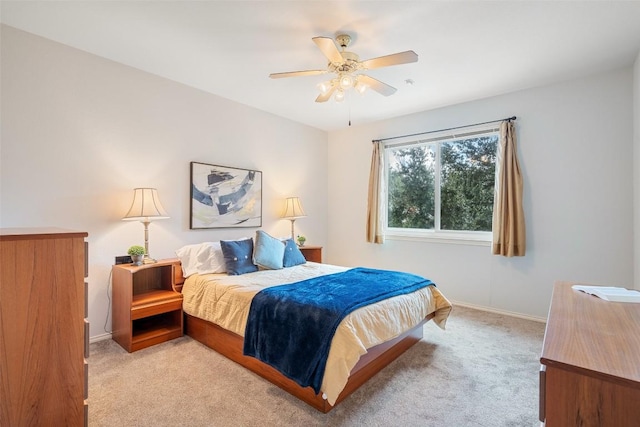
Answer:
331;50;360;73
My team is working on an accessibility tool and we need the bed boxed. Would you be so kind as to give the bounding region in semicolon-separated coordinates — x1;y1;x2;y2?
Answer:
175;237;452;412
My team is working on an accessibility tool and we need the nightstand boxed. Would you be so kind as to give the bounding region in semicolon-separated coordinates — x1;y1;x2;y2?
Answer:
112;259;184;352
299;246;322;263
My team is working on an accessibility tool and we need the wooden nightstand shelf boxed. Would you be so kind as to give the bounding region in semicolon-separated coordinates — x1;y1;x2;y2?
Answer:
299;246;322;263
112;259;184;352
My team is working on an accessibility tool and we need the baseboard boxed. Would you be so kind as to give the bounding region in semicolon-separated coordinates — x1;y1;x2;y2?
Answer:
88;305;544;343
90;332;112;344
450;300;547;323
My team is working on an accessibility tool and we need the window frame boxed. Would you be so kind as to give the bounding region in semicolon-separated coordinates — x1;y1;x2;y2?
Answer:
382;124;500;245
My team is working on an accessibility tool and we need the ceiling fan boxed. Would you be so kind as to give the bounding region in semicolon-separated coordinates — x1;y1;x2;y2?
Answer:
269;34;418;103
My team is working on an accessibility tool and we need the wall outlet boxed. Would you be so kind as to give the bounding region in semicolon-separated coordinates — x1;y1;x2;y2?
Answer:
114;255;132;265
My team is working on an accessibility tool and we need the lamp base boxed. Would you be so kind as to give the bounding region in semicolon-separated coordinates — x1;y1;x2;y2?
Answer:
143;255;157;264
289;218;296;240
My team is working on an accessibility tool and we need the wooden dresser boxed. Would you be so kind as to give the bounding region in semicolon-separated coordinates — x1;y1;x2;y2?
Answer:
0;228;89;426
540;281;640;426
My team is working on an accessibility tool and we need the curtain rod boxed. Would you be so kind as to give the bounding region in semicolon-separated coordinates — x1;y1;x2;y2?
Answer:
372;116;516;144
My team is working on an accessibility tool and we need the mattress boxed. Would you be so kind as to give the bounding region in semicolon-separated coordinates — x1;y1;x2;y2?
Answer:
181;262;452;405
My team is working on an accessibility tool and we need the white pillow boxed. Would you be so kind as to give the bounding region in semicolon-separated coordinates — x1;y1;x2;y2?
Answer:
175;243;203;277
196;242;226;274
175;242;227;277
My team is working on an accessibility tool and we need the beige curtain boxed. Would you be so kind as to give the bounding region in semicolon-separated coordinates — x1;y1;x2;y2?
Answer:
366;141;385;244
492;120;525;256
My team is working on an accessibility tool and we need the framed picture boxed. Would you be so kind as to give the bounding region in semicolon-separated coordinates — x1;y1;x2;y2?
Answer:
190;162;262;229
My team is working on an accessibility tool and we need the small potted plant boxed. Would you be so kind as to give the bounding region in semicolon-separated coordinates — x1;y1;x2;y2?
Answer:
127;245;146;266
296;235;306;247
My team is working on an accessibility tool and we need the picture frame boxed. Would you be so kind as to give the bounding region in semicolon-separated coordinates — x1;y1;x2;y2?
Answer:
190;161;262;229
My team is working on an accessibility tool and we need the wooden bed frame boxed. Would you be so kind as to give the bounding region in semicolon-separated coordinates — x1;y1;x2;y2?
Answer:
170;258;436;412
184;312;434;412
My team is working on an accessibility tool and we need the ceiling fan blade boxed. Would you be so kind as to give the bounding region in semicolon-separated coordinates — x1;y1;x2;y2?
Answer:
360;51;418;70
358;75;397;96
270;70;327;79
312;37;343;64
315;86;336;103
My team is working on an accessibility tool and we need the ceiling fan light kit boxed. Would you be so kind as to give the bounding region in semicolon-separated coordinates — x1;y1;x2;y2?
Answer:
270;34;418;104
340;74;354;89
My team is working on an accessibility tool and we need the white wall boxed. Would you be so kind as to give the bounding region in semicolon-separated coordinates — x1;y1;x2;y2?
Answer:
634;50;640;289
327;68;634;319
0;25;329;340
2;24;637;334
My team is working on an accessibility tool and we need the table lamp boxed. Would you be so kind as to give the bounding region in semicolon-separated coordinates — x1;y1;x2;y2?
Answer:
122;188;169;264
281;196;306;239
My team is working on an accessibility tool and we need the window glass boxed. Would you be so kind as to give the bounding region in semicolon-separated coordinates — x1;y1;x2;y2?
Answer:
384;128;498;239
387;144;436;229
440;135;498;232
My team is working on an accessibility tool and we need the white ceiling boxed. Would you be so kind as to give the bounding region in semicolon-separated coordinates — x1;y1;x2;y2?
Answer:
2;1;640;131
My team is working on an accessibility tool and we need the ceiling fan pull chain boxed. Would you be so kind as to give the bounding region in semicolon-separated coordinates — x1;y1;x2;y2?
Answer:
348;91;352;126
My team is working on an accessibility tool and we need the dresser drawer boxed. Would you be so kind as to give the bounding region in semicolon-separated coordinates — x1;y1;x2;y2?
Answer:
84;360;89;399
84;320;90;358
539;365;545;423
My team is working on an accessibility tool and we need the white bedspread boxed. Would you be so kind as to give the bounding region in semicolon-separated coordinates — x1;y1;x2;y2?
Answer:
181;262;452;405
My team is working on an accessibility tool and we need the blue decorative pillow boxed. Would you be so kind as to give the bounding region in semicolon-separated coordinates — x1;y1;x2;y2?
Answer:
282;238;307;267
253;230;285;270
220;238;258;275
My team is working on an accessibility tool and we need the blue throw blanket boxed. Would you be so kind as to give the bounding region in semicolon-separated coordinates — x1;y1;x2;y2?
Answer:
243;267;434;393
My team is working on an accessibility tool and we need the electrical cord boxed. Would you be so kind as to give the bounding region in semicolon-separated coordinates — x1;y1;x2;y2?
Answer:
103;269;112;334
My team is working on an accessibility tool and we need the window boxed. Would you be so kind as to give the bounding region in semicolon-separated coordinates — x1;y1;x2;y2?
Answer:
384;126;499;242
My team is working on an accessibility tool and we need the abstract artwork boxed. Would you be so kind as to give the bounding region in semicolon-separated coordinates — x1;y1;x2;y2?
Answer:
190;162;262;229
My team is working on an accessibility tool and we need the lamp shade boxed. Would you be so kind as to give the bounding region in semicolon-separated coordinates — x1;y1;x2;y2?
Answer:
122;188;169;221
281;196;306;219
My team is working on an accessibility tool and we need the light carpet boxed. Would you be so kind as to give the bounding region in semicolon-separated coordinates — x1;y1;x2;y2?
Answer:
89;305;545;426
